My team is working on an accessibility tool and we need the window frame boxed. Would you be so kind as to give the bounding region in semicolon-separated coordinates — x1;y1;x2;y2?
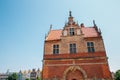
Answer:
69;28;75;36
53;44;59;54
69;43;76;54
87;42;95;53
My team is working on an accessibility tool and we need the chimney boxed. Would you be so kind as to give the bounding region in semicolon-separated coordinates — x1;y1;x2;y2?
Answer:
81;23;85;28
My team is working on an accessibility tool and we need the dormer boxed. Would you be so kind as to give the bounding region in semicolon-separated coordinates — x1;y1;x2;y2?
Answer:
62;11;82;36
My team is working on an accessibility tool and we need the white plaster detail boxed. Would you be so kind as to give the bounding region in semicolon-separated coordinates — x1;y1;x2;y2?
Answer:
77;29;81;35
63;30;67;36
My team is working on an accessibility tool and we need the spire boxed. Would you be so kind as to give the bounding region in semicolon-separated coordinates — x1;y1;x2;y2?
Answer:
93;20;98;32
68;11;74;25
64;21;67;27
77;21;79;26
93;20;97;27
99;28;102;35
45;34;47;39
50;24;52;30
69;11;72;17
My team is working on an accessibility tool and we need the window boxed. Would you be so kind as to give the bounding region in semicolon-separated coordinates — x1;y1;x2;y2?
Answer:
70;43;76;53
53;45;59;54
69;28;75;36
87;42;95;53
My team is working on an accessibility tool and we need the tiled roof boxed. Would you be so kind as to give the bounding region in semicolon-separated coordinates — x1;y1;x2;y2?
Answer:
81;27;98;38
46;30;62;41
45;27;98;41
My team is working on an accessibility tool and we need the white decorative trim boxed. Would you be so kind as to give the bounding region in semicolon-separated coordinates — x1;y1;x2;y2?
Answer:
46;62;107;66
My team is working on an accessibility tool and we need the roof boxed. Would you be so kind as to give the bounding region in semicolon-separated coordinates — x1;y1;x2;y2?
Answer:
81;27;98;38
45;27;98;41
46;30;62;41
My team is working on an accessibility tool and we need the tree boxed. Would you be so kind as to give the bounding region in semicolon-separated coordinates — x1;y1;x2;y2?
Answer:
115;70;120;80
26;78;30;80
37;76;41;80
8;73;18;80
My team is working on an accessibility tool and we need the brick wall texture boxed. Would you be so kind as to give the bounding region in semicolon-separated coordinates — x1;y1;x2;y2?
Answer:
42;36;112;80
42;14;112;80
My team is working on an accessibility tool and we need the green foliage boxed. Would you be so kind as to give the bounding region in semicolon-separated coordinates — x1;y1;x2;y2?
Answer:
115;70;120;80
26;78;30;80
8;73;18;80
37;76;41;80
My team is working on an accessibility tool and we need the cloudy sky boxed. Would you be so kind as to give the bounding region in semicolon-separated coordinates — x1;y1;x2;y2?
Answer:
0;0;120;73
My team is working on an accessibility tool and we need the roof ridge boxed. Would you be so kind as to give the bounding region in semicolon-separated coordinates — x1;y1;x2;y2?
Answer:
50;29;62;31
82;26;94;28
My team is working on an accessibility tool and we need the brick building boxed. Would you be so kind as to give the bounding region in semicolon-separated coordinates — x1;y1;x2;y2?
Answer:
42;11;112;80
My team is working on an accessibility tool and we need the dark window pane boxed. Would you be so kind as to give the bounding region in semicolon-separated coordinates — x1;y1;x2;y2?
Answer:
73;44;76;47
53;45;59;54
57;49;59;53
91;42;94;46
70;48;72;53
74;48;76;53
70;43;76;53
70;44;72;48
53;45;55;48
91;47;95;52
56;45;59;48
70;28;74;36
53;49;55;54
87;42;90;46
87;42;95;53
88;47;91;53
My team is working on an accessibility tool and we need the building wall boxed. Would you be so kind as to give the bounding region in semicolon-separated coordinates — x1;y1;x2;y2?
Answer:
43;55;111;80
43;37;112;80
42;12;112;80
43;35;112;80
45;36;105;55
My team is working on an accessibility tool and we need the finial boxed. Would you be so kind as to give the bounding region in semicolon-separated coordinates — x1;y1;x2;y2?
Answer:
69;11;72;17
93;20;98;32
64;21;67;26
77;21;79;26
93;20;96;27
45;34;47;39
50;24;52;30
99;28;102;35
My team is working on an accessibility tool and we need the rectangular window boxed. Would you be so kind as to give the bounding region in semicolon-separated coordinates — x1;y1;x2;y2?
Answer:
53;44;59;54
70;43;76;53
69;28;75;36
87;42;95;53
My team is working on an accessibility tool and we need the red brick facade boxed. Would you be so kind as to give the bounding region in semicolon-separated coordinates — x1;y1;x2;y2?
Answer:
42;11;112;80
